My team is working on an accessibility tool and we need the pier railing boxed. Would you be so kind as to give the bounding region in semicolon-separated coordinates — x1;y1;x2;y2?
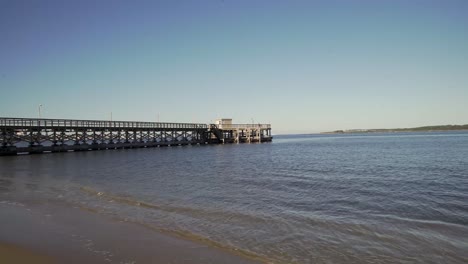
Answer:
217;124;271;129
0;117;208;129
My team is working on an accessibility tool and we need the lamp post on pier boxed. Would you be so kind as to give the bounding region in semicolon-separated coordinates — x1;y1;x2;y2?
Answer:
38;104;43;118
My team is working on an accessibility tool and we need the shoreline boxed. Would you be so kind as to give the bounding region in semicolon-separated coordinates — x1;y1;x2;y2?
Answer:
321;129;468;134
0;201;263;264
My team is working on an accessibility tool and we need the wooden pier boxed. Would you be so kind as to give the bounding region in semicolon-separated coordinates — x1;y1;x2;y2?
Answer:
0;117;272;155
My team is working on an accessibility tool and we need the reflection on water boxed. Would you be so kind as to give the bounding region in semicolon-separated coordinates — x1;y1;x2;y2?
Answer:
1;132;468;263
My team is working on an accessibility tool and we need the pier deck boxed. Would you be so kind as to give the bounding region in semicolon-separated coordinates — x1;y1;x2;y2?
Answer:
0;118;272;155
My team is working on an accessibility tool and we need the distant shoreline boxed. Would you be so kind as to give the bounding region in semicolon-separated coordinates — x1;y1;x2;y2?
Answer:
322;124;468;134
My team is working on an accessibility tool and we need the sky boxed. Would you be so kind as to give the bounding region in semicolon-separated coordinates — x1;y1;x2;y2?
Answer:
0;0;467;133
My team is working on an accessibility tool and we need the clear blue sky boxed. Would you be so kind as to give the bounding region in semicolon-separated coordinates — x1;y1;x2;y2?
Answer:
1;0;467;133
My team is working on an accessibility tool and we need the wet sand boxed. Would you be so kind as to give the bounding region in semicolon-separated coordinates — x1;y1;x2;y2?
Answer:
0;242;56;264
0;201;262;264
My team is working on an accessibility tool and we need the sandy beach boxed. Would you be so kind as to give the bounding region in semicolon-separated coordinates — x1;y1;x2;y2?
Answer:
0;201;262;264
0;242;56;264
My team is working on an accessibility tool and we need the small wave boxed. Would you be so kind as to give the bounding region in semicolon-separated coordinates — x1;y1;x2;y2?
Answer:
136;222;276;263
77;185;279;263
374;213;468;229
78;186;271;224
0;200;26;207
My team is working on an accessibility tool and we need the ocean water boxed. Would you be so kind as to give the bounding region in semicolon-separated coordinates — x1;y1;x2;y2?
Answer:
1;132;467;263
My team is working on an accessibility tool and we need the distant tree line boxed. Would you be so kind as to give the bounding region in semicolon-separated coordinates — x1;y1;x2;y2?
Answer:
325;124;468;134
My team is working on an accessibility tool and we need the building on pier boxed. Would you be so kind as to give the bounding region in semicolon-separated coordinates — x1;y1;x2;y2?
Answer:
210;118;272;144
215;118;232;129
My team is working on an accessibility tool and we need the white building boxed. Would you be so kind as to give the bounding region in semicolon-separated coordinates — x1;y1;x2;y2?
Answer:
215;118;232;129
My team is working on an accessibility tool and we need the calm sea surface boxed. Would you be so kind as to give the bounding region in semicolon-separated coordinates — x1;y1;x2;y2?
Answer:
1;132;468;263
